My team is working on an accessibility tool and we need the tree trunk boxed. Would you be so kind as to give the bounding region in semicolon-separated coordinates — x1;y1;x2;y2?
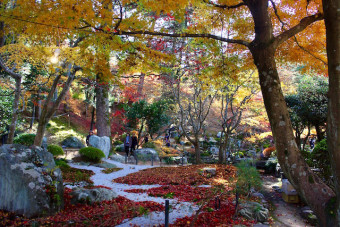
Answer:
7;76;22;143
95;75;111;137
246;1;335;225
323;0;340;225
137;73;145;98
251;46;334;226
314;124;324;141
34;65;75;146
218;131;228;164
194;142;201;164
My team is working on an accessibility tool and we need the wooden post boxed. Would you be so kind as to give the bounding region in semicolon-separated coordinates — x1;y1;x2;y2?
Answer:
165;199;169;227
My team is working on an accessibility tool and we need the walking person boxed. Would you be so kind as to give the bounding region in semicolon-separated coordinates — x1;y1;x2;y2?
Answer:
124;133;132;157
131;134;138;157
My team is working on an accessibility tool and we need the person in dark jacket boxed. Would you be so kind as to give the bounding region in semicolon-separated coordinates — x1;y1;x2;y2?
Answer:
86;130;94;146
124;133;132;156
130;134;138;156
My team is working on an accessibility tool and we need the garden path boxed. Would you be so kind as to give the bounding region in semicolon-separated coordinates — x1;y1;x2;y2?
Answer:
68;160;199;226
261;175;313;227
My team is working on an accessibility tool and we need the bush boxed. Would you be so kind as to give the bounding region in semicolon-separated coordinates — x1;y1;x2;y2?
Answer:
113;140;123;145
47;144;64;156
236;161;262;196
13;134;36;146
79;147;105;163
201;150;211;157
142;142;156;149
115;146;123;152
184;141;191;146
55;159;70;169
311;139;331;182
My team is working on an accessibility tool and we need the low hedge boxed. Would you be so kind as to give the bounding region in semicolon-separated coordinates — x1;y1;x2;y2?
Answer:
79;147;105;163
47;144;64;156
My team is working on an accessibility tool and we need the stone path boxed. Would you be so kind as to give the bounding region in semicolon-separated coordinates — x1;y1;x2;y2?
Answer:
261;175;314;227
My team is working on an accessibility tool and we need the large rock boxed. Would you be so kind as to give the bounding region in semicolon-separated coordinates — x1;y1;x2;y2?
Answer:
200;167;217;178
238;201;269;222
110;153;125;163
70;187;117;204
89;135;111;158
61;136;85;149
0;144;64;217
134;148;160;161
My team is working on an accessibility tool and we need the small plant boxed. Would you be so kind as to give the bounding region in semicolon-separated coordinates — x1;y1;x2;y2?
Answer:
101;168;123;174
79;147;105;163
142;142;156;149
47;144;64;156
113;140;123;145
55;159;70;169
13;134;36;146
235;161;262;197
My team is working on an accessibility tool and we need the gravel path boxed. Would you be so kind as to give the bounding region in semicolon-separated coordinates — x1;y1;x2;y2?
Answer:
261;175;314;227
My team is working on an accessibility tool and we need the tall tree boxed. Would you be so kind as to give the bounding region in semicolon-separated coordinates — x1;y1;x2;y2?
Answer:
323;0;340;225
2;0;337;224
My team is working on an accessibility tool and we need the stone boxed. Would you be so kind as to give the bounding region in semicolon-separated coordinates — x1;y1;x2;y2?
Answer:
61;136;85;149
0;144;64;218
110;153;125;163
200;167;217;178
172;156;188;164
238;201;269;222
93;161;117;169
134;148;160;161
209;146;219;155
253;224;270;227
301;206;318;225
42;137;48;150
70;187;117;205
251;192;265;199
89;135;111;158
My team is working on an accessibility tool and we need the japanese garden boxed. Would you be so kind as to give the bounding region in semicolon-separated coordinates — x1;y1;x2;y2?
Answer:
0;0;339;226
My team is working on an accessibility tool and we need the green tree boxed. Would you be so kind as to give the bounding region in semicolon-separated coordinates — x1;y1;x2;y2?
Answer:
125;99;170;141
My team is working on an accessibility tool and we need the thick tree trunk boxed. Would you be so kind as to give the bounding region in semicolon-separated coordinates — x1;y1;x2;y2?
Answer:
323;0;340;225
251;47;334;226
95;75;111;137
246;1;335;225
7;76;22;143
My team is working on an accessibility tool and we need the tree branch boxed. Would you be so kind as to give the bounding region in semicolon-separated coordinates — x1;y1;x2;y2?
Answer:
0;57;22;79
117;30;250;47
274;13;323;48
202;0;245;9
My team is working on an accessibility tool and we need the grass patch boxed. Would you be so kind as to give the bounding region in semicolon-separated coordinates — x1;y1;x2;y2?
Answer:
101;168;123;174
46;117;87;145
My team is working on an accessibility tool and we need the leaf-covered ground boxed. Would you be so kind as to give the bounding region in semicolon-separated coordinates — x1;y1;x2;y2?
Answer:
114;164;236;186
0;188;164;226
1;163;257;226
118;164;256;226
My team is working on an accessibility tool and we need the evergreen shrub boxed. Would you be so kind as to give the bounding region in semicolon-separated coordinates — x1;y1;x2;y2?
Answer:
79;147;105;163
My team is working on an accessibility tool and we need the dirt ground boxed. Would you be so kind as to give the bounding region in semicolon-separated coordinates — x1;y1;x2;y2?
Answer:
261;175;315;227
